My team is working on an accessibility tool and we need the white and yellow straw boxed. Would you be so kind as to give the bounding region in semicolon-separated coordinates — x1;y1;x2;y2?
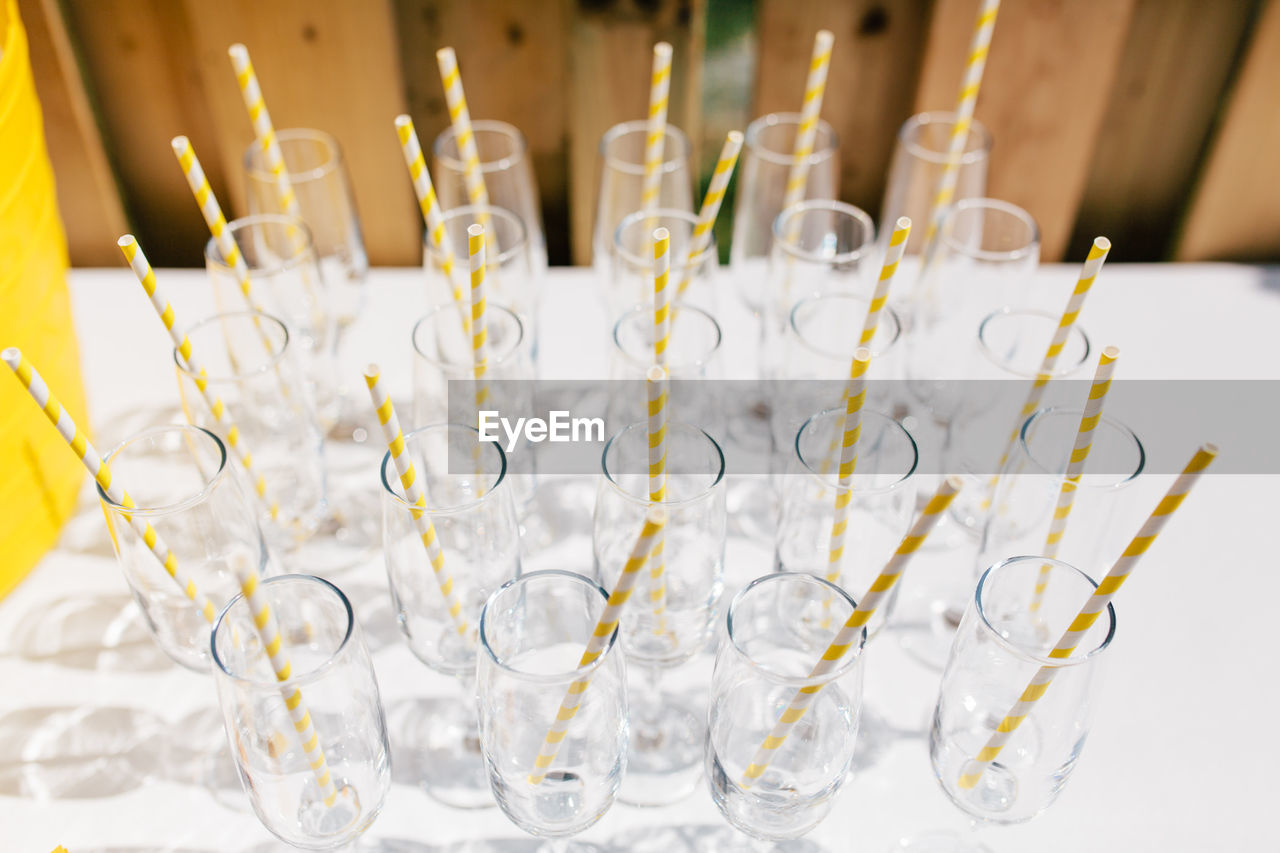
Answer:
646;362;669;632
1028;346;1120;612
824;349;872;589
741;475;963;787
228;44;299;221
468;224;491;406
364;364;470;638
958;443;1217;790
117;235;279;522
674;130;742;302
641;42;674;213
860;217;911;346
528;510;667;785
782;30;835;212
436;47;497;242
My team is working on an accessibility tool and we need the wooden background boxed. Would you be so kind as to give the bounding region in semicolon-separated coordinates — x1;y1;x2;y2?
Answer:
19;0;1280;268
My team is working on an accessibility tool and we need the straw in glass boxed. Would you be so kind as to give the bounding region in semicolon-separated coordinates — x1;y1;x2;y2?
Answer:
641;42;674;213
646;363;669;633
824;349;872;592
782;30;834;212
860;216;911;346
228;44;300;221
674;130;743;302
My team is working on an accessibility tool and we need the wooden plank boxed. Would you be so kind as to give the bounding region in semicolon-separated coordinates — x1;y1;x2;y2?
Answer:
752;0;933;221
914;0;1137;261
61;0;230;267
392;0;571;264
1069;0;1255;261
1176;0;1280;261
20;0;130;266
566;0;707;266
181;0;417;265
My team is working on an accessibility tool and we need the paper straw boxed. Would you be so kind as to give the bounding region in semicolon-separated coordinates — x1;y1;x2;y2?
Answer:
646;364;669;631
363;365;469;638
860;217;911;346
393;114;468;325
650;228;671;630
674;130;743;302
468;223;491;402
2;348;218;625
527;509;667;784
117;235;279;521
641;42;674;213
741;475;963;787
958;443;1217;790
653;227;671;364
436;47;499;249
918;0;1001;266
824;349;872;587
228;44;300;221
782;30;835;212
1028;346;1120;612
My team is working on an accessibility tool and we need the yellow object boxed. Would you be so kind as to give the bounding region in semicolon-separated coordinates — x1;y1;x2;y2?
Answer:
0;0;89;599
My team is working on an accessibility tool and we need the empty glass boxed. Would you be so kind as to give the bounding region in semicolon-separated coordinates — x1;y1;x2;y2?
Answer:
593;420;726;804
211;574;391;848
99;424;268;672
706;572;865;841
380;423;520;807
433;119;547;272
477;570;627;839
174;310;327;560
610;208;718;322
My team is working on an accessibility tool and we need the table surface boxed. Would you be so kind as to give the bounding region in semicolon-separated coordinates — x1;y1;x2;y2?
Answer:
3;263;1278;851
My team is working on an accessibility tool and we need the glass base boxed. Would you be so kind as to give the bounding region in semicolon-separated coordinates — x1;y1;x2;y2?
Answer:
619;693;704;806
387;696;494;809
895;598;966;671
891;832;993;853
726;478;777;545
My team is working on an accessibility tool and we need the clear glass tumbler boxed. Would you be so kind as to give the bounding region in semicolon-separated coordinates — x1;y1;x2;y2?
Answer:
211;574;391;848
593;420;726;805
99;424;268;672
380;423;521;807
477;570;627;839
610;208;718;322
706;572;865;841
174;310;327;561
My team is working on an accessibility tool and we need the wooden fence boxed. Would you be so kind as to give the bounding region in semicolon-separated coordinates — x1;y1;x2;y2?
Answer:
19;0;1280;268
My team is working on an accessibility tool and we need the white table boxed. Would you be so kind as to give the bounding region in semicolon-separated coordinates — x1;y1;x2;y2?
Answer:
2;264;1277;851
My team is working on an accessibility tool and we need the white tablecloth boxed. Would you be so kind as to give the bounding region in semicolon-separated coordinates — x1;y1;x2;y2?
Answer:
2;263;1277;851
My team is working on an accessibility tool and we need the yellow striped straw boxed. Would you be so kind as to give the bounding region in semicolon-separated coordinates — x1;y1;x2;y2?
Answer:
918;0;1001;267
393;114;468;325
674;130;743;302
2;347;219;625
957;443;1217;790
741;475;964;787
650;228;672;630
228;44;299;220
782;30;835;212
646;363;669;632
436;47;502;258
117;235;279;522
641;42;674;213
653;227;671;364
1028;346;1120;613
528;510;667;784
860;217;911;346
364;364;470;639
824;348;872;589
468;224;491;407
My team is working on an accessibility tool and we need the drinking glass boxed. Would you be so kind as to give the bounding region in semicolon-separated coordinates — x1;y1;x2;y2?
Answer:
706;572;865;841
211;574;391;848
592;120;693;280
433;119;546;272
593;421;726;804
902;556;1114;850
380;423;520;807
610;208;717;322
477;570;627;839
775;410;918;641
205;214;338;428
174;310;327;561
99;424;268;672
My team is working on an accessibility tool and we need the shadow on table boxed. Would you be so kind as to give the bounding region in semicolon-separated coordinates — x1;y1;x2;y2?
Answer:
606;824;829;852
3;591;174;672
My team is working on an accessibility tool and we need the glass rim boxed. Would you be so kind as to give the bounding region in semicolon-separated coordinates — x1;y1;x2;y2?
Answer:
602;420;726;507
788;293;902;360
976;556;1117;665
796;408;919;493
772;200;876;264
172;310;292;382
977;308;1092;379
423;203;529;267
599;119;691;175
478;569;616;683
612;207;718;271
1018;407;1146;489
433;119;529;174
411;302;526;373
726;572;866;686
204;213;318;277
379;423;509;514
98;424;229;516
898;111;992;165
939;197;1041;262
211;573;356;687
612;302;722;373
243;127;344;184
744;112;839;167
